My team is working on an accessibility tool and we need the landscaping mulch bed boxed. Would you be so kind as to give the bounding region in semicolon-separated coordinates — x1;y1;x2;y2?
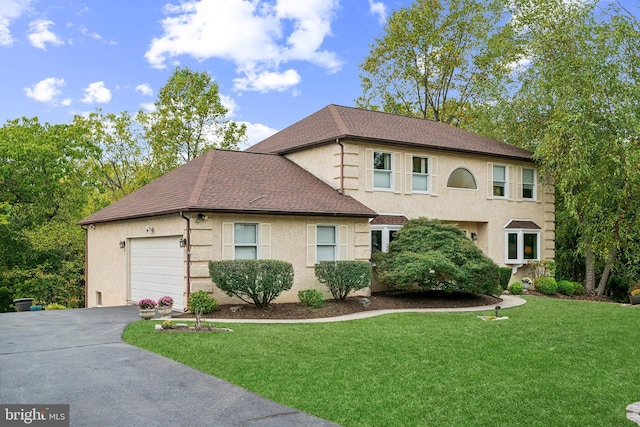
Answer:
173;290;503;320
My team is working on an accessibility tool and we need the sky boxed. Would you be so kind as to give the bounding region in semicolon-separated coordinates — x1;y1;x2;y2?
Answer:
1;0;637;149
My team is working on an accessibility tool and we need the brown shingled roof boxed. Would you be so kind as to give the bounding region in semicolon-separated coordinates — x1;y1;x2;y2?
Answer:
246;104;533;161
78;150;377;225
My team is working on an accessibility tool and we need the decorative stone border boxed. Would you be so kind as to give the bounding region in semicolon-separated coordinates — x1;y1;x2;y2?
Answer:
627;402;640;425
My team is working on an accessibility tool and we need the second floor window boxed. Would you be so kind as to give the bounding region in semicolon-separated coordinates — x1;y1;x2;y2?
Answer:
412;156;429;192
493;165;507;198
522;168;536;200
373;151;392;189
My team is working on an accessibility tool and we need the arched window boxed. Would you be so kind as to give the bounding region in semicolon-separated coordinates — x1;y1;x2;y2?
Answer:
447;168;477;189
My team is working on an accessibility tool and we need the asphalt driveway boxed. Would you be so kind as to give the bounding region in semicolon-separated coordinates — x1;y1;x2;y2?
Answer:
0;306;338;426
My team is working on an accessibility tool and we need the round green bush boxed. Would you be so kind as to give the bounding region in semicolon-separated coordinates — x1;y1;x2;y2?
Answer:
298;289;324;308
557;280;576;296
188;290;217;314
509;282;524;295
534;277;558;295
45;303;67;310
573;282;586;296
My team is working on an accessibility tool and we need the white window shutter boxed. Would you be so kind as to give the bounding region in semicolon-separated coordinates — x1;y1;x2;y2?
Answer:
222;222;234;260
405;153;413;194
507;165;514;200
536;172;542;202
515;166;523;201
365;149;374;192
306;224;317;267
339;225;349;260
394;152;402;193
260;223;271;259
430;156;438;196
486;162;494;199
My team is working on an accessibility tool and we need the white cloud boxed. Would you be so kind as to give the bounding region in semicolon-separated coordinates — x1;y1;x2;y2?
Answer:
28;19;64;50
23;77;65;102
140;102;156;112
145;0;342;92
135;83;153;96
60;98;72;106
0;0;32;46
368;0;387;25
81;81;112;104
240;121;279;150
233;68;301;92
79;25;101;40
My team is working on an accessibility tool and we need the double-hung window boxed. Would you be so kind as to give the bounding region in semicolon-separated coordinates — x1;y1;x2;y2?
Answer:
522;168;536;200
234;223;258;260
493;165;507;198
373;151;392;190
412;156;429;192
317;226;337;262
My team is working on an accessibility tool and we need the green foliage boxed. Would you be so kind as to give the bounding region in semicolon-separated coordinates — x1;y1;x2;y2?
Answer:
298;289;324;308
314;261;371;301
209;260;294;308
499;267;512;290
45;303;67;310
535;277;558;295
187;290;217;315
557;280;576;296
509;282;523;295
0;286;12;312
374;219;501;295
357;0;511;126
573;282;586;296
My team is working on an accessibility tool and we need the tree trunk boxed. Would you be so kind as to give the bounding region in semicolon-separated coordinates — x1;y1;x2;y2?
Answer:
584;241;596;294
595;224;620;297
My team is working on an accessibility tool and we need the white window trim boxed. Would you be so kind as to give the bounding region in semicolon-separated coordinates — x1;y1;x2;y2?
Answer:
504;229;540;264
373;151;393;191
371;225;402;253
521;167;537;201
316;225;338;263
411;155;430;194
234;223;259;260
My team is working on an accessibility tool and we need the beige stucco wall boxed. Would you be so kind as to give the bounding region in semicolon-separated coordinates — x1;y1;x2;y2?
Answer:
85;214;186;308
86;212;371;308
285;140;555;283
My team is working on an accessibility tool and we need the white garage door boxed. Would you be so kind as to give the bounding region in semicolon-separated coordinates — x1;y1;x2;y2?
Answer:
130;236;185;311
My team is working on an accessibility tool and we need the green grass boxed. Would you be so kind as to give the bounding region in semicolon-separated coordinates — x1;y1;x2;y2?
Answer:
123;297;640;426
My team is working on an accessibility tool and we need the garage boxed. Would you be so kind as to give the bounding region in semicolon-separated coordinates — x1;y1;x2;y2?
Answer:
130;236;185;311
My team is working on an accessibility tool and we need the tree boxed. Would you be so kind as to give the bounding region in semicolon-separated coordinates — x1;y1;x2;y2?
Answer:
373;219;501;295
356;0;513;126
141;67;247;175
482;0;640;295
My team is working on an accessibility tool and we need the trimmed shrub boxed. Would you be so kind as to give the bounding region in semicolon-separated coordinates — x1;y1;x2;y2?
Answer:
187;290;217;314
315;261;371;300
45;303;66;310
557;280;576;296
509;282;524;295
573;282;586;296
298;289;324;308
535;277;558;295
210;260;293;308
374;219;501;295
499;267;512;290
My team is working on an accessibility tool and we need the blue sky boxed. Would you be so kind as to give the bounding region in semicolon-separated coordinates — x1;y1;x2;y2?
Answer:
1;0;637;148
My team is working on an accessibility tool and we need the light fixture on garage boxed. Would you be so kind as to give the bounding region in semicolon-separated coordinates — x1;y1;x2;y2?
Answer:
179;238;187;248
119;240;126;249
145;225;154;232
196;214;208;223
471;232;478;241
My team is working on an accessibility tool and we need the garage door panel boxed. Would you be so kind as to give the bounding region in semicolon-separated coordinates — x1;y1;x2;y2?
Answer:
130;236;185;311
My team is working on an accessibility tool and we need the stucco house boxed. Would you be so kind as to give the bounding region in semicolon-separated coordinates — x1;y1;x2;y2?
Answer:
79;105;554;309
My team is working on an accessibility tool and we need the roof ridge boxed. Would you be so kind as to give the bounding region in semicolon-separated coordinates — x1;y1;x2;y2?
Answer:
188;149;215;207
327;104;350;135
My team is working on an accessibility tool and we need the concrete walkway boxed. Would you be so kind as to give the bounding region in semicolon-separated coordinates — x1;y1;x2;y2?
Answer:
182;294;526;324
0;306;339;427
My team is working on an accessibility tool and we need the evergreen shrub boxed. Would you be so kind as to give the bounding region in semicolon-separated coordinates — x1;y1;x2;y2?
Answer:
314;261;371;300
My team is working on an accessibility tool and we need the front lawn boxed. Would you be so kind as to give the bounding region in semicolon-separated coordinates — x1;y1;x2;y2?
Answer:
123;297;640;426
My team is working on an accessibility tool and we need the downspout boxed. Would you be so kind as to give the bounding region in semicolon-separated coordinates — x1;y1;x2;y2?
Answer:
180;212;191;305
81;225;88;308
336;138;344;194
